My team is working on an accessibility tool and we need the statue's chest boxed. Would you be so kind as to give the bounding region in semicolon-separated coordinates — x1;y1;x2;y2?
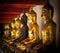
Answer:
42;23;50;36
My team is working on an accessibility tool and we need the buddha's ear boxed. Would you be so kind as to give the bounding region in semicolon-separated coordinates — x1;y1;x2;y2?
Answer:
49;10;52;19
49;10;51;14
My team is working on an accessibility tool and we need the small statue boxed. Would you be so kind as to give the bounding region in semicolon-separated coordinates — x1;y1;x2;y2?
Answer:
4;23;11;39
11;20;15;29
10;20;16;39
5;20;16;43
41;0;56;46
11;29;16;39
15;15;21;29
15;15;21;39
5;16;21;44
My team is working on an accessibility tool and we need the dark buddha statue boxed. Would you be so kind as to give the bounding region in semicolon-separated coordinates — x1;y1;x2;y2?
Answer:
41;0;56;47
13;13;28;46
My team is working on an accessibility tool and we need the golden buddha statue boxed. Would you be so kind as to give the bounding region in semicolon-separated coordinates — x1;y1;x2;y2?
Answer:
41;0;56;46
4;24;10;29
11;29;16;39
6;15;21;44
4;24;11;39
4;29;9;38
11;20;15;29
8;16;21;42
5;20;16;44
4;24;9;38
26;8;39;43
10;20;15;39
15;15;21;29
15;15;21;39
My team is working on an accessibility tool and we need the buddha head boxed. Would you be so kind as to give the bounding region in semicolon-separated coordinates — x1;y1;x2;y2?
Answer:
41;0;54;21
15;15;21;29
28;8;37;24
11;20;15;29
4;24;10;29
21;13;28;25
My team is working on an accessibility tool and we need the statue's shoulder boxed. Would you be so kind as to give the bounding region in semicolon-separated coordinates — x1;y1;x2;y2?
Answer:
49;20;56;27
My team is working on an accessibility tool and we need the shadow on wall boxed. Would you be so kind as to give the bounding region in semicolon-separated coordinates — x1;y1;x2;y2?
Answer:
50;0;60;48
57;0;60;48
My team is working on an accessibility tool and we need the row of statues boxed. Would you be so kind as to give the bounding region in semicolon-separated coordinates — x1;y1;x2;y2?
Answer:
4;0;56;52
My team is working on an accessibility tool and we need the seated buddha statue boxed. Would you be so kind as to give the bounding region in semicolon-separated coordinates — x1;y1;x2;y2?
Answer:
41;0;56;46
12;13;28;47
4;24;11;39
10;16;21;40
5;20;16;43
15;15;21;29
16;8;40;51
11;20;15;29
11;29;16;39
15;15;21;39
10;20;16;39
25;8;39;44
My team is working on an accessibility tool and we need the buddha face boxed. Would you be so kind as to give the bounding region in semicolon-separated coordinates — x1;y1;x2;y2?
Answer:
28;8;37;24
5;24;10;29
15;20;21;29
28;14;36;24
11;22;15;29
41;8;50;20
4;30;9;37
28;14;33;23
21;15;27;25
